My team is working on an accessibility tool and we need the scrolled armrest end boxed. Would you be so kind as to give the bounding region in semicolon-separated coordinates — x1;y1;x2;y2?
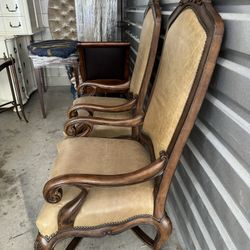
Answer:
64;119;93;137
43;183;63;204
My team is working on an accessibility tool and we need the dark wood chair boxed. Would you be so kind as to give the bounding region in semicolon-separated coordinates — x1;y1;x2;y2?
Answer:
77;41;130;96
65;0;161;138
35;1;224;249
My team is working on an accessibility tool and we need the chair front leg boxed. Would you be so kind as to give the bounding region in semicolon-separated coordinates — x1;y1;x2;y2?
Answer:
35;187;89;250
153;215;172;250
35;233;52;250
35;234;82;250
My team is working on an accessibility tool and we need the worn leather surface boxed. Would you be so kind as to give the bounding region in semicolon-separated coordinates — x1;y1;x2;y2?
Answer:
48;0;77;40
143;9;207;157
129;9;155;95
36;137;153;237
72;96;132;137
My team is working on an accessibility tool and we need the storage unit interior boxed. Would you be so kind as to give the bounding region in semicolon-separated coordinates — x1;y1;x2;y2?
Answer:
0;0;250;250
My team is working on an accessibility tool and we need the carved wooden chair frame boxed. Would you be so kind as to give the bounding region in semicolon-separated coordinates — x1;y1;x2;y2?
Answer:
35;1;224;249
67;0;162;127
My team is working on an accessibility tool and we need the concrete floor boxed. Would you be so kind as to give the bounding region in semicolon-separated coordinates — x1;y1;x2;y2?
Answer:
0;87;181;250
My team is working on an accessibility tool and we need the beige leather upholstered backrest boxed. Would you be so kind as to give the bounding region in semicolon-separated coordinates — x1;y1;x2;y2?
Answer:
48;0;77;40
129;9;155;95
143;9;207;157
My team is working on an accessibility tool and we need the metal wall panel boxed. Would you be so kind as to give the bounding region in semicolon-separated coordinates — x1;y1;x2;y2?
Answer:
123;0;250;249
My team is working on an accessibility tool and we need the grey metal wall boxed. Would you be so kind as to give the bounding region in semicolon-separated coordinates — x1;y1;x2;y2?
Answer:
123;0;250;249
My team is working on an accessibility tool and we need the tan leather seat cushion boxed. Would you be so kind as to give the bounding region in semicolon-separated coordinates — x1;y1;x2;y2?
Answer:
36;137;153;237
72;96;132;137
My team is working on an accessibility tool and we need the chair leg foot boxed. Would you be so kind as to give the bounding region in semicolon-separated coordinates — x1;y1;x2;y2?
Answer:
153;216;172;250
34;233;54;250
34;233;82;250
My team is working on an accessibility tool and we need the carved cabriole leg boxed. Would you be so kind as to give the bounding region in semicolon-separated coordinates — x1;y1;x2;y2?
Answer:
153;216;172;250
132;215;172;250
35;233;54;250
35;233;83;250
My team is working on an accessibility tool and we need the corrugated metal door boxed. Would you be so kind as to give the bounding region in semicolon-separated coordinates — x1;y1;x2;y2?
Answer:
123;0;250;249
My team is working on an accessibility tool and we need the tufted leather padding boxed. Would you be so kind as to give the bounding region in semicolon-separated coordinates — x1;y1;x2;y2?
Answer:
48;0;77;40
73;96;132;137
129;9;155;95
143;9;207;157
36;137;153;237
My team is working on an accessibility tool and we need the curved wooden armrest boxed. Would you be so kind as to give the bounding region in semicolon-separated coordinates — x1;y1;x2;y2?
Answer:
77;81;130;95
68;98;137;118
64;114;144;137
43;158;166;203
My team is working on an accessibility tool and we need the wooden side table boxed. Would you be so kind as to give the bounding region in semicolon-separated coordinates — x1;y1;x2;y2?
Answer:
0;56;28;122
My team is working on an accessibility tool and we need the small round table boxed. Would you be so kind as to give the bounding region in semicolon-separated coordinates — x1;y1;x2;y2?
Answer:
28;40;79;119
0;56;28;122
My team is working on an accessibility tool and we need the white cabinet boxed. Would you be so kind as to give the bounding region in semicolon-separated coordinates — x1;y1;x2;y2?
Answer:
0;0;43;35
0;36;37;106
0;0;24;16
0;0;43;108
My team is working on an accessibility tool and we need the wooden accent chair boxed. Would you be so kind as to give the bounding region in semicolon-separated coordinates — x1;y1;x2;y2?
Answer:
65;0;161;138
77;42;131;95
35;1;224;249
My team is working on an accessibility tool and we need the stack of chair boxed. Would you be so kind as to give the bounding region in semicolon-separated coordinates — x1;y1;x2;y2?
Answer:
34;0;224;249
66;1;161;138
